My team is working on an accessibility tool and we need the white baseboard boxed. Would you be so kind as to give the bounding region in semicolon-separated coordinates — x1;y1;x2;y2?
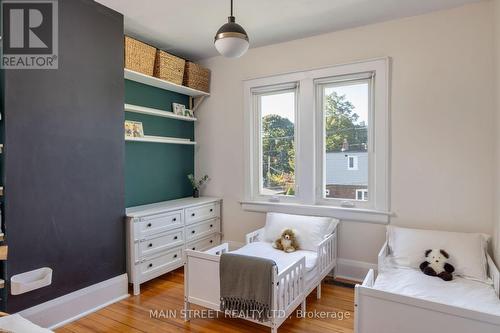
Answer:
335;258;377;282
18;273;129;330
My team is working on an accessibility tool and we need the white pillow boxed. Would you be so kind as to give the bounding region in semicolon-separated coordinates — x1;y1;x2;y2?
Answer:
263;212;338;251
387;225;489;282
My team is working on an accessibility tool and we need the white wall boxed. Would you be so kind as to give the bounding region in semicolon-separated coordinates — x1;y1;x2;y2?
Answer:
196;2;496;279
494;0;500;264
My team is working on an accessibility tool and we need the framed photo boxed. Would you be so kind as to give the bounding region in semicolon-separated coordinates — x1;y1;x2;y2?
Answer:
125;120;144;138
172;103;185;115
183;109;194;118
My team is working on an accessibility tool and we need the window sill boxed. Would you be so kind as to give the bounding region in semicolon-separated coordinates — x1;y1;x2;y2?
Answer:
240;200;391;224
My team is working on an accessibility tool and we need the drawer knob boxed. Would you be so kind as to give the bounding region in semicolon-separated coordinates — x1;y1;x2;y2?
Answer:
191;213;195;217
147;223;152;228
174;254;177;258
148;263;153;268
173;218;177;222
210;224;213;228
210;208;213;212
192;247;196;250
148;243;153;248
210;240;213;243
174;236;178;240
191;230;195;234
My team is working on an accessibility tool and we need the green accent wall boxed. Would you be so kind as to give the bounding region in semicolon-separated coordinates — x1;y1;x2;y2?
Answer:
125;79;194;207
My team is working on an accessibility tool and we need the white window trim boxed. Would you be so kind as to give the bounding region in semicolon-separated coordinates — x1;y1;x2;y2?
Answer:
356;189;368;201
243;58;391;224
252;83;299;202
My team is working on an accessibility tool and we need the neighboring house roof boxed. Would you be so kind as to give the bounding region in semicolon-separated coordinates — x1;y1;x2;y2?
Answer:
326;152;368;186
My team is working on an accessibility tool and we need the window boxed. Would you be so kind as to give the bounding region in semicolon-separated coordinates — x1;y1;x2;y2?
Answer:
244;58;389;221
319;75;371;201
356;189;368;201
347;156;359;170
254;85;297;197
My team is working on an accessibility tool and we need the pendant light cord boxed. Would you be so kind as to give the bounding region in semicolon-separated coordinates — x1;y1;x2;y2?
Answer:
231;0;233;16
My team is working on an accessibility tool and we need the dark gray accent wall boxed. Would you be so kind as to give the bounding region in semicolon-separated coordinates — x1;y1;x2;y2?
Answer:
3;0;125;312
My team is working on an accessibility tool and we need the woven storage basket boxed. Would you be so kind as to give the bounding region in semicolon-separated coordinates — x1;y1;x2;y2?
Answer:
124;36;156;76
183;61;210;93
153;50;186;85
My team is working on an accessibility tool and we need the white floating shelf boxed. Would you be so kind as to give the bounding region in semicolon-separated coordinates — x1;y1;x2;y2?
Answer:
124;69;209;97
124;104;197;122
126;135;196;145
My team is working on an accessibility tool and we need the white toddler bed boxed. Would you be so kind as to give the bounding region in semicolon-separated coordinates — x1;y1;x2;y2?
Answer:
355;226;500;333
184;212;338;333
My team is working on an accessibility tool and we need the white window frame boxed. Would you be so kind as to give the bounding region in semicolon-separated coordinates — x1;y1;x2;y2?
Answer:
252;83;299;202
243;58;390;224
356;189;368;201
347;155;359;170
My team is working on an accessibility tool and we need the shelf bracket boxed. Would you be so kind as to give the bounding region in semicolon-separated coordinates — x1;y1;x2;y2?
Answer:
190;95;207;113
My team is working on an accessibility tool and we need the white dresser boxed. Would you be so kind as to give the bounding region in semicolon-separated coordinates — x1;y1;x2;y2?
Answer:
126;197;221;295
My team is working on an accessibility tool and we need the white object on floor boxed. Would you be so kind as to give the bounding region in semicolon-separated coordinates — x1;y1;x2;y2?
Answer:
184;213;338;333
126;197;222;295
11;267;52;295
355;239;500;333
374;266;500;316
0;314;53;333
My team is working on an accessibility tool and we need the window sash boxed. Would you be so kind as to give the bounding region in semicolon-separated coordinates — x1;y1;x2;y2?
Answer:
316;75;374;208
252;85;299;200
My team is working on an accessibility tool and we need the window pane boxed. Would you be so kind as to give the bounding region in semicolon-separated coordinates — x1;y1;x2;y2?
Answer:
259;91;296;196
323;82;369;200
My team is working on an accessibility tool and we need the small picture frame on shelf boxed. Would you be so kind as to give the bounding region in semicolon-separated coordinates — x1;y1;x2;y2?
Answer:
125;120;144;138
183;109;194;118
172;103;185;115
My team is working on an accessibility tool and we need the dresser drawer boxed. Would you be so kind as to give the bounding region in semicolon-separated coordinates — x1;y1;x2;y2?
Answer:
137;228;184;258
134;210;182;238
185;203;218;225
185;218;219;242
138;246;183;276
186;233;221;252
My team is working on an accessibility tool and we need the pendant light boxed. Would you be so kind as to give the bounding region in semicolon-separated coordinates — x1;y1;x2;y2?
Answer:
214;0;249;58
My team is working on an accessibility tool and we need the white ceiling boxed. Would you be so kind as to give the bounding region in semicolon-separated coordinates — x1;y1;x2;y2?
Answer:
96;0;481;61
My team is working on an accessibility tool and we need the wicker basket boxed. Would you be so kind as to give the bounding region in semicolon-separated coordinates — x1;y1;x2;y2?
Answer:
124;36;156;76
183;61;210;93
153;50;186;85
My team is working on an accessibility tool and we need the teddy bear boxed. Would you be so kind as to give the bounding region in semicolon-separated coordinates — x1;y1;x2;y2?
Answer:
419;249;455;281
272;229;299;253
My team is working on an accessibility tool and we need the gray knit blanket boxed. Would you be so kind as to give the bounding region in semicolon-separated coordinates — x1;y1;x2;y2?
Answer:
219;253;276;322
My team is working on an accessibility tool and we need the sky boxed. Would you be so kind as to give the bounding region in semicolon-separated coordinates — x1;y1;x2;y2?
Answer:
261;82;369;125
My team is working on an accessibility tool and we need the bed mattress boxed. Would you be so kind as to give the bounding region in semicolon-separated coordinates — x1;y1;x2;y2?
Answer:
231;241;319;286
373;266;500;316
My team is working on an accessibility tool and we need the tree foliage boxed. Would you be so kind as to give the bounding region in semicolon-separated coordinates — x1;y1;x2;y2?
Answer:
324;92;367;152
261;114;295;190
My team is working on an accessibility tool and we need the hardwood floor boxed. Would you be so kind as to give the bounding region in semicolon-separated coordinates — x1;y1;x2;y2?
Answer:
57;268;355;333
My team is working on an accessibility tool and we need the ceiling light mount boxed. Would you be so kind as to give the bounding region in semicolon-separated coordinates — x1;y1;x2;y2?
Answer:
214;0;249;58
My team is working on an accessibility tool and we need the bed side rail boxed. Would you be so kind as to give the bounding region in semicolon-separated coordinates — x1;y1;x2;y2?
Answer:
487;254;500;298
275;257;306;312
317;231;336;277
245;227;265;244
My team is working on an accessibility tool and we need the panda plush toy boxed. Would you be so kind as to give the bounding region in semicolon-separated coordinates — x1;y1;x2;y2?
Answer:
419;249;455;281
